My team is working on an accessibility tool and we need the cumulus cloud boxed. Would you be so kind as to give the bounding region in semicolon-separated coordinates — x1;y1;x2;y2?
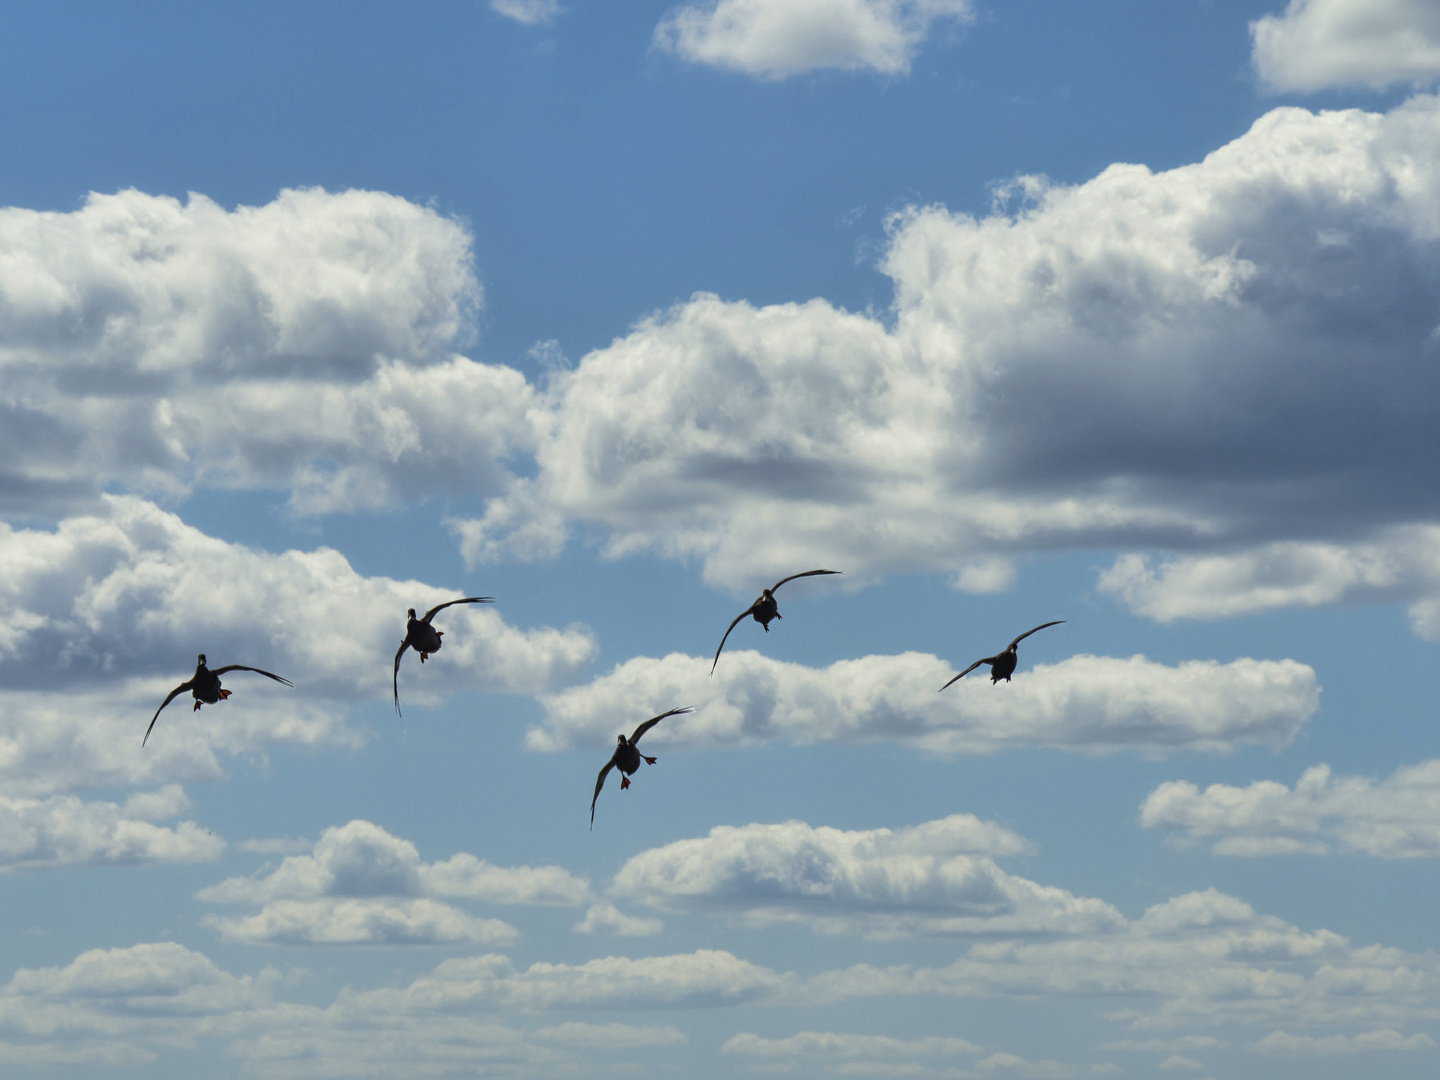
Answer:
0;785;222;869
572;902;664;937
446;94;1440;606
653;0;972;79
1252;0;1440;92
0;495;594;700
1141;760;1440;857
609;816;1122;939
198;820;586;946
532;650;1318;755
0;187;538;518
1252;1028;1436;1054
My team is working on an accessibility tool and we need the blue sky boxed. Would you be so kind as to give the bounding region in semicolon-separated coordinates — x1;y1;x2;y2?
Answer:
4;0;1440;1076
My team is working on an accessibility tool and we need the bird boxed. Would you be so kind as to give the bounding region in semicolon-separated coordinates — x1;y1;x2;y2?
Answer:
939;621;1065;691
143;654;293;746
710;569;841;674
393;596;495;715
590;707;692;828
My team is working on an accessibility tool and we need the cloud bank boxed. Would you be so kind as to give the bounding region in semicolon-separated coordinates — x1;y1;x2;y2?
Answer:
1252;0;1440;92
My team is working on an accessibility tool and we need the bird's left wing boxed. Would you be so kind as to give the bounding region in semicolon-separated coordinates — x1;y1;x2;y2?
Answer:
142;680;193;746
211;665;294;686
421;596;495;623
591;759;616;828
939;660;986;692
710;608;755;675
630;706;692;745
393;640;408;715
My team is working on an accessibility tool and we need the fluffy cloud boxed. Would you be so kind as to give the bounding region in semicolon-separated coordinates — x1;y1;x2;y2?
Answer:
572;902;664;937
0;187;537;518
610;816;1122;938
449;94;1440;605
1252;1028;1436;1054
198;820;586;946
1252;0;1440;92
0;495;594;700
653;0;972;79
1141;760;1440;857
0;785;222;869
532;650;1318;755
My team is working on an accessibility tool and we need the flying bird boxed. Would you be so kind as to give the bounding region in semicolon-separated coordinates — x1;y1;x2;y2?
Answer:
393;596;495;715
939;621;1065;691
143;654;293;746
590;707;692;828
710;569;841;674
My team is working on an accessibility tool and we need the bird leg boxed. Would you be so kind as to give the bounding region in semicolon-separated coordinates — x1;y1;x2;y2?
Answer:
643;756;657;765
193;701;203;711
420;653;429;663
218;689;232;700
621;776;631;790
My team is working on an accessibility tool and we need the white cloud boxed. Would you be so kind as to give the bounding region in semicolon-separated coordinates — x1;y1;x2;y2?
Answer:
722;1030;983;1058
203;898;518;947
0;187;540;518
1141;760;1440;857
447;94;1440;608
0;785;222;869
653;0;972;80
610;817;1121;939
491;0;562;26
530;1021;685;1048
532;650;1318;756
1252;0;1440;92
198;820;586;946
572;902;664;937
0;496;595;703
1252;1028;1436;1054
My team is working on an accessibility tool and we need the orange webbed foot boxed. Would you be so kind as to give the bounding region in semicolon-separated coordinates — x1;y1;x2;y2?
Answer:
420;652;429;663
620;776;631;790
193;701;202;711
643;756;656;765
218;689;232;700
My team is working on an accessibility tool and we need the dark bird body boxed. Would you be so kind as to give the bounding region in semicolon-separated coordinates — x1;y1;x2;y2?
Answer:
143;654;293;745
393;596;494;715
591;707;691;827
940;621;1065;691
710;569;840;674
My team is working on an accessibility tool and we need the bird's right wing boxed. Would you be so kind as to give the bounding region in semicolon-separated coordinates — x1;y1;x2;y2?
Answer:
769;569;841;593
210;665;294;686
591;760;616;828
143;681;192;746
710;607;755;675
630;707;692;745
939;660;986;692
421;596;495;623
393;640;408;715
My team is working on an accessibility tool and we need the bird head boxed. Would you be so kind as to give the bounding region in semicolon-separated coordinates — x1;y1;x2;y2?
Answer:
197;653;207;666
616;734;627;745
406;608;417;620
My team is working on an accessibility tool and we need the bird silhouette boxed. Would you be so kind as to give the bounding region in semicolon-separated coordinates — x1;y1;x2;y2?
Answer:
393;597;495;715
940;621;1065;691
591;707;692;828
710;570;840;674
143;654;293;745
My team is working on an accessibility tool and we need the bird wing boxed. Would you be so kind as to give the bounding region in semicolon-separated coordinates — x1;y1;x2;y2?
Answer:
769;569;841;593
143;680;193;746
939;659;987;692
210;665;294;686
1008;621;1065;650
393;639;408;715
630;706;692;745
710;606;757;675
421;596;495;623
591;758;616;828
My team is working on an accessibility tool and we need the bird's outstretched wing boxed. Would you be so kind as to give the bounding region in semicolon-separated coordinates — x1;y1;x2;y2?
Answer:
591;759;616;828
769;569;841;593
1008;621;1065;650
143;680;194;746
710;608;756;675
393;640;408;715
939;659;988;693
630;707;692;745
210;665;294;686
421;596;495;623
